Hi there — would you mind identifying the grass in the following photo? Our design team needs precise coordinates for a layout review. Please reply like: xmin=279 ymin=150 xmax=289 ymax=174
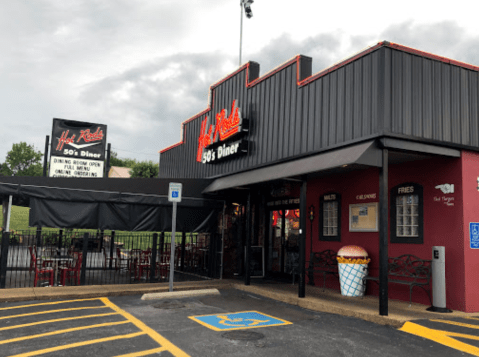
xmin=0 ymin=205 xmax=193 ymax=246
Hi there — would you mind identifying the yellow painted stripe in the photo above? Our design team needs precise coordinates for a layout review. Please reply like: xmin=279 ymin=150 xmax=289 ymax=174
xmin=8 ymin=332 xmax=145 ymax=357
xmin=0 ymin=312 xmax=120 ymax=332
xmin=101 ymin=298 xmax=190 ymax=357
xmin=188 ymin=316 xmax=223 ymax=331
xmin=430 ymin=319 xmax=479 ymax=330
xmin=400 ymin=322 xmax=479 ymax=356
xmin=0 ymin=298 xmax=102 ymax=311
xmin=0 ymin=320 xmax=129 ymax=345
xmin=0 ymin=306 xmax=107 ymax=320
xmin=114 ymin=347 xmax=167 ymax=357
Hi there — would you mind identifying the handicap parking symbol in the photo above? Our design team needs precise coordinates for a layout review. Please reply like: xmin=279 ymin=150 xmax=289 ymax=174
xmin=189 ymin=311 xmax=292 ymax=331
xmin=471 ymin=223 xmax=479 ymax=249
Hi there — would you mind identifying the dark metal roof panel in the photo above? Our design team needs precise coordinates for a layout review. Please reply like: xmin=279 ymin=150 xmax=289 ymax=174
xmin=160 ymin=45 xmax=479 ymax=180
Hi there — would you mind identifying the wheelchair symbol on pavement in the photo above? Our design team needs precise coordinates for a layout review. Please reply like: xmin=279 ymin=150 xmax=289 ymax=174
xmin=189 ymin=311 xmax=292 ymax=331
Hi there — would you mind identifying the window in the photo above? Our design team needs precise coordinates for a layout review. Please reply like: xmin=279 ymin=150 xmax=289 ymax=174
xmin=390 ymin=183 xmax=423 ymax=244
xmin=319 ymin=193 xmax=341 ymax=241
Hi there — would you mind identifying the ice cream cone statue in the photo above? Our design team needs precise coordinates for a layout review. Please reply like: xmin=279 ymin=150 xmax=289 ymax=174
xmin=337 ymin=245 xmax=370 ymax=297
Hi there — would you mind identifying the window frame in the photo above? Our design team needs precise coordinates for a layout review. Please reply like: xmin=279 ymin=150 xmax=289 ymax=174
xmin=390 ymin=182 xmax=424 ymax=244
xmin=319 ymin=192 xmax=341 ymax=242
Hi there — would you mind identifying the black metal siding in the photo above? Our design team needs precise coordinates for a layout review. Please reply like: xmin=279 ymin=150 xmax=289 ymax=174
xmin=386 ymin=47 xmax=479 ymax=147
xmin=160 ymin=46 xmax=479 ymax=179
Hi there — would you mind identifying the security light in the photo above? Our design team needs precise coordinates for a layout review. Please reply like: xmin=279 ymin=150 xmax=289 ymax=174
xmin=239 ymin=0 xmax=255 ymax=66
xmin=244 ymin=0 xmax=254 ymax=18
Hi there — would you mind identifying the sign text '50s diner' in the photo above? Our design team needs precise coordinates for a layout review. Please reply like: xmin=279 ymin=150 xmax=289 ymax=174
xmin=197 ymin=100 xmax=248 ymax=164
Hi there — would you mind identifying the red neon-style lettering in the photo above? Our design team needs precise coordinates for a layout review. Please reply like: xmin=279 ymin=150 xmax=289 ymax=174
xmin=77 ymin=127 xmax=103 ymax=143
xmin=196 ymin=100 xmax=243 ymax=162
xmin=56 ymin=130 xmax=76 ymax=151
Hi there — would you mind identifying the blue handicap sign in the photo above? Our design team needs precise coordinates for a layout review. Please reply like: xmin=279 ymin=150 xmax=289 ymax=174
xmin=471 ymin=223 xmax=479 ymax=249
xmin=189 ymin=311 xmax=292 ymax=331
xmin=171 ymin=191 xmax=179 ymax=198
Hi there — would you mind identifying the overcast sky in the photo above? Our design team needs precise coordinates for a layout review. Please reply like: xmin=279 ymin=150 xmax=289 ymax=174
xmin=2 ymin=0 xmax=479 ymax=164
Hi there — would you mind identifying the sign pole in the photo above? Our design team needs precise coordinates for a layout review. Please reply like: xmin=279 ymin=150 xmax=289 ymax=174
xmin=169 ymin=201 xmax=177 ymax=292
xmin=168 ymin=182 xmax=182 ymax=292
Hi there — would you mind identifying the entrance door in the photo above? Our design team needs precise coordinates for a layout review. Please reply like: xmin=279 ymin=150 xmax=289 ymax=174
xmin=268 ymin=209 xmax=300 ymax=277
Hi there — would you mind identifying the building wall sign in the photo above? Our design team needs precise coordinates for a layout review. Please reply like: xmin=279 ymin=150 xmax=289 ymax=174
xmin=349 ymin=202 xmax=379 ymax=232
xmin=355 ymin=193 xmax=376 ymax=200
xmin=197 ymin=100 xmax=248 ymax=164
xmin=470 ymin=223 xmax=479 ymax=249
xmin=49 ymin=118 xmax=107 ymax=178
xmin=435 ymin=183 xmax=454 ymax=194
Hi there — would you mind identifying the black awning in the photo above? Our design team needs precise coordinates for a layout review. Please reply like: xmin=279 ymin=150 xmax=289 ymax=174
xmin=203 ymin=140 xmax=382 ymax=193
xmin=0 ymin=177 xmax=223 ymax=232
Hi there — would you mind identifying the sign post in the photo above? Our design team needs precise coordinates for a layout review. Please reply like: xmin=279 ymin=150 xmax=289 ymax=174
xmin=168 ymin=183 xmax=182 ymax=292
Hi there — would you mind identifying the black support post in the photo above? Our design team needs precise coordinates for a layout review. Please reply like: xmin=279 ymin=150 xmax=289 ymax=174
xmin=105 ymin=143 xmax=111 ymax=177
xmin=0 ymin=232 xmax=10 ymax=289
xmin=109 ymin=231 xmax=115 ymax=269
xmin=43 ymin=135 xmax=49 ymax=177
xmin=299 ymin=179 xmax=307 ymax=298
xmin=379 ymin=148 xmax=389 ymax=315
xmin=150 ymin=233 xmax=158 ymax=283
xmin=80 ymin=233 xmax=89 ymax=285
xmin=244 ymin=191 xmax=252 ymax=286
xmin=180 ymin=232 xmax=186 ymax=272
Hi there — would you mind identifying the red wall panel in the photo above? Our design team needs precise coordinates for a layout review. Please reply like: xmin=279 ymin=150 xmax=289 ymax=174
xmin=462 ymin=151 xmax=479 ymax=312
xmin=306 ymin=155 xmax=467 ymax=310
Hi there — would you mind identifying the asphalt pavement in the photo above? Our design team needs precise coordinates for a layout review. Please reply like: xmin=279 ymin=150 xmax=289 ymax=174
xmin=0 ymin=289 xmax=473 ymax=357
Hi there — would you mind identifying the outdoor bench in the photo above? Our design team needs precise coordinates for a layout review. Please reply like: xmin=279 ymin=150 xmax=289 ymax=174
xmin=363 ymin=254 xmax=432 ymax=305
xmin=307 ymin=249 xmax=338 ymax=289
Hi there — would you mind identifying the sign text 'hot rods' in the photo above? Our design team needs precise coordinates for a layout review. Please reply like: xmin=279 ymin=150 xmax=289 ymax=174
xmin=197 ymin=100 xmax=248 ymax=164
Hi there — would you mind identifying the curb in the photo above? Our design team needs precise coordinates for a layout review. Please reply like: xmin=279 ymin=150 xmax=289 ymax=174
xmin=141 ymin=288 xmax=221 ymax=300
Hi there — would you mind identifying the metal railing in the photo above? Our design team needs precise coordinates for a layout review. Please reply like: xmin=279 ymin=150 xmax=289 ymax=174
xmin=0 ymin=229 xmax=221 ymax=289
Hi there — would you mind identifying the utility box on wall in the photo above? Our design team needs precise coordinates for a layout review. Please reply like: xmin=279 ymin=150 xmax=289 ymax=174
xmin=427 ymin=246 xmax=452 ymax=313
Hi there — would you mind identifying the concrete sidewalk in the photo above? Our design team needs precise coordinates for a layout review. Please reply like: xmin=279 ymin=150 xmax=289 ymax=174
xmin=1 ymin=279 xmax=476 ymax=328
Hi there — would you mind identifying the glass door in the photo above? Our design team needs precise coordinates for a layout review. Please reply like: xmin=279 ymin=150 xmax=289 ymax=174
xmin=268 ymin=209 xmax=300 ymax=276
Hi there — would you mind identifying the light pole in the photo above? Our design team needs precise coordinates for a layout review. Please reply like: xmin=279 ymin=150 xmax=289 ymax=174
xmin=239 ymin=0 xmax=254 ymax=67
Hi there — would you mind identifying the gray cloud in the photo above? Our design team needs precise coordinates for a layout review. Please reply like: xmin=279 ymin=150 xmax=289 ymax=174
xmin=78 ymin=52 xmax=233 ymax=160
xmin=2 ymin=1 xmax=479 ymax=166
xmin=378 ymin=20 xmax=479 ymax=65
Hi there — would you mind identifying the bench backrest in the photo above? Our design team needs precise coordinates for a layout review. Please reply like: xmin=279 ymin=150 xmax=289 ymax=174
xmin=388 ymin=254 xmax=431 ymax=283
xmin=308 ymin=250 xmax=338 ymax=271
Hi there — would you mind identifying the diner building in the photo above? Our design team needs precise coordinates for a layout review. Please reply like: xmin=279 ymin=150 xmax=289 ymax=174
xmin=159 ymin=41 xmax=479 ymax=313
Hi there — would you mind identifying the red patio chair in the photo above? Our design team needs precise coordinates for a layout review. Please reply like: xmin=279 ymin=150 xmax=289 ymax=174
xmin=31 ymin=253 xmax=54 ymax=287
xmin=116 ymin=247 xmax=130 ymax=271
xmin=137 ymin=250 xmax=152 ymax=280
xmin=59 ymin=252 xmax=82 ymax=286
xmin=129 ymin=249 xmax=142 ymax=278
xmin=39 ymin=246 xmax=55 ymax=268
xmin=156 ymin=251 xmax=172 ymax=279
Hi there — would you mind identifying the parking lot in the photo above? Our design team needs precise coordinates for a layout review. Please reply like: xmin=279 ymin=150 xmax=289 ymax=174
xmin=0 ymin=289 xmax=472 ymax=357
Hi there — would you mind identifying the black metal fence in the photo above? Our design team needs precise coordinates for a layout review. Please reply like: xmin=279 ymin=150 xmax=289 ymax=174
xmin=0 ymin=229 xmax=222 ymax=289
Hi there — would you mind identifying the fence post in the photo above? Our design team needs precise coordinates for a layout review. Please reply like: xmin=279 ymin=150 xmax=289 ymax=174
xmin=109 ymin=231 xmax=115 ymax=270
xmin=0 ymin=231 xmax=10 ymax=288
xmin=58 ymin=229 xmax=63 ymax=252
xmin=150 ymin=233 xmax=158 ymax=283
xmin=80 ymin=233 xmax=89 ymax=285
xmin=180 ymin=232 xmax=186 ymax=272
xmin=159 ymin=232 xmax=165 ymax=256
xmin=36 ymin=227 xmax=42 ymax=248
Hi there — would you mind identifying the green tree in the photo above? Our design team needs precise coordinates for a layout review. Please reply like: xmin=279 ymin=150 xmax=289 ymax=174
xmin=1 ymin=142 xmax=43 ymax=176
xmin=130 ymin=161 xmax=159 ymax=178
xmin=109 ymin=151 xmax=137 ymax=168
